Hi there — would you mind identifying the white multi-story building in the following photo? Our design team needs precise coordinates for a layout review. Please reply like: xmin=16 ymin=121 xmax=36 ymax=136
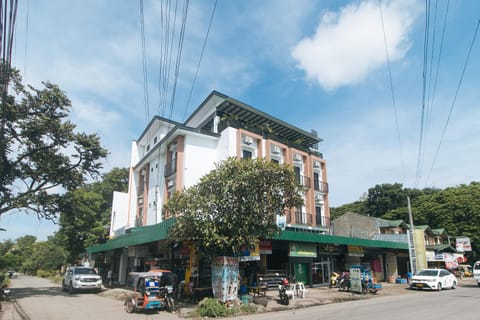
xmin=91 ymin=91 xmax=334 ymax=286
xmin=110 ymin=91 xmax=329 ymax=238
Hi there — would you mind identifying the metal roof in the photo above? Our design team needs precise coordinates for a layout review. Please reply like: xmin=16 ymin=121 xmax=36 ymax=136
xmin=87 ymin=219 xmax=175 ymax=254
xmin=87 ymin=220 xmax=408 ymax=254
xmin=217 ymin=96 xmax=322 ymax=148
xmin=275 ymin=230 xmax=408 ymax=250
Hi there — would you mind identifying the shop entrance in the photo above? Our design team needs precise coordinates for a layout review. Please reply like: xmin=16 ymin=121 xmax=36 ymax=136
xmin=312 ymin=257 xmax=332 ymax=286
xmin=293 ymin=263 xmax=309 ymax=284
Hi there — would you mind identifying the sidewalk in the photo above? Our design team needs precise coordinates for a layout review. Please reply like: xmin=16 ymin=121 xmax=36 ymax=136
xmin=98 ymin=281 xmax=415 ymax=316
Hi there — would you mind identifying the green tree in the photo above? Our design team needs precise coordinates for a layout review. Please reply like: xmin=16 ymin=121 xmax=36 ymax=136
xmin=0 ymin=66 xmax=108 ymax=220
xmin=57 ymin=168 xmax=128 ymax=262
xmin=21 ymin=238 xmax=67 ymax=275
xmin=165 ymin=157 xmax=303 ymax=259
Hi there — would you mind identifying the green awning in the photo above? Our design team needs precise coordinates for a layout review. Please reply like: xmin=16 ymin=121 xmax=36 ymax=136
xmin=87 ymin=218 xmax=175 ymax=254
xmin=88 ymin=219 xmax=408 ymax=254
xmin=275 ymin=230 xmax=408 ymax=250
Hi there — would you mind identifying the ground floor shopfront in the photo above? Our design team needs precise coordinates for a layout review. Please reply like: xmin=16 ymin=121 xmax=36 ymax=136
xmin=87 ymin=222 xmax=410 ymax=288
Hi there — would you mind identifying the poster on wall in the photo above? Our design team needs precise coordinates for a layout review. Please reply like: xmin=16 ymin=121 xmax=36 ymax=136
xmin=349 ymin=267 xmax=362 ymax=293
xmin=211 ymin=256 xmax=239 ymax=303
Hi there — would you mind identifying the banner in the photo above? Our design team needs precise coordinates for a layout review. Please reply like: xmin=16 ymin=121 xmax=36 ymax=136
xmin=456 ymin=237 xmax=472 ymax=252
xmin=211 ymin=256 xmax=239 ymax=303
xmin=289 ymin=242 xmax=317 ymax=257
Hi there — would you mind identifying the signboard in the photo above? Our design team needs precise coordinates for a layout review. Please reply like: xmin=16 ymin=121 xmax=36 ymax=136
xmin=456 ymin=237 xmax=472 ymax=252
xmin=349 ymin=267 xmax=362 ymax=293
xmin=348 ymin=245 xmax=364 ymax=257
xmin=211 ymin=256 xmax=239 ymax=303
xmin=289 ymin=242 xmax=317 ymax=257
xmin=259 ymin=241 xmax=272 ymax=254
xmin=276 ymin=214 xmax=286 ymax=230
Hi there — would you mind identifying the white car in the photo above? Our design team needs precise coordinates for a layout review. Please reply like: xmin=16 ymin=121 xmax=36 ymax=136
xmin=410 ymin=268 xmax=457 ymax=291
xmin=62 ymin=266 xmax=102 ymax=294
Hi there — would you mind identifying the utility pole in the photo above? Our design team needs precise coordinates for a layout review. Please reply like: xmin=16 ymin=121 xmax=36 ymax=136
xmin=407 ymin=196 xmax=417 ymax=275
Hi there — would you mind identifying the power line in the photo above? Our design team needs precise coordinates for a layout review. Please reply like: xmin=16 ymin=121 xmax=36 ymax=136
xmin=378 ymin=0 xmax=406 ymax=181
xmin=167 ymin=0 xmax=189 ymax=121
xmin=0 ymin=0 xmax=19 ymax=93
xmin=139 ymin=0 xmax=150 ymax=125
xmin=425 ymin=17 xmax=480 ymax=184
xmin=183 ymin=0 xmax=217 ymax=121
xmin=415 ymin=0 xmax=431 ymax=187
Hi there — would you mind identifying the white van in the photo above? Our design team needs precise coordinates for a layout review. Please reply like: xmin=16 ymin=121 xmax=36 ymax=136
xmin=474 ymin=261 xmax=480 ymax=287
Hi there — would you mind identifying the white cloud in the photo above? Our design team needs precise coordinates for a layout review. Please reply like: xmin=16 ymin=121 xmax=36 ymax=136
xmin=291 ymin=0 xmax=421 ymax=91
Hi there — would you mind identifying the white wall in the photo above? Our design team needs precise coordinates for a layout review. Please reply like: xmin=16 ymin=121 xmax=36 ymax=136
xmin=183 ymin=134 xmax=218 ymax=188
xmin=110 ymin=191 xmax=129 ymax=237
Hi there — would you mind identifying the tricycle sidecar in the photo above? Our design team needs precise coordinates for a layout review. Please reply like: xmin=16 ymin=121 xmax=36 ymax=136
xmin=124 ymin=269 xmax=175 ymax=313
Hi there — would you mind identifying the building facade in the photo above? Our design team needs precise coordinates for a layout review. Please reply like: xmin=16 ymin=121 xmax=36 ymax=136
xmin=89 ymin=91 xmax=411 ymax=288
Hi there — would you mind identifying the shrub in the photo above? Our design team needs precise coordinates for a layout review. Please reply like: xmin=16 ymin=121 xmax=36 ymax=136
xmin=36 ymin=269 xmax=55 ymax=278
xmin=196 ymin=298 xmax=257 ymax=317
xmin=198 ymin=298 xmax=229 ymax=317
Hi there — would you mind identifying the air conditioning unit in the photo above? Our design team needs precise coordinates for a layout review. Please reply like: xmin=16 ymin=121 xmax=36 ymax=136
xmin=167 ymin=180 xmax=175 ymax=188
xmin=313 ymin=160 xmax=320 ymax=168
xmin=293 ymin=154 xmax=302 ymax=162
xmin=315 ymin=193 xmax=323 ymax=202
xmin=271 ymin=145 xmax=281 ymax=154
xmin=243 ymin=136 xmax=253 ymax=145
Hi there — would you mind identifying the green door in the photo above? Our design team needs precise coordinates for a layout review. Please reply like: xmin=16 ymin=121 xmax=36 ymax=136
xmin=294 ymin=263 xmax=309 ymax=284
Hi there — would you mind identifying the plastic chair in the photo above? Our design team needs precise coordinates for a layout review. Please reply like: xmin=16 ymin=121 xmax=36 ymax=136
xmin=296 ymin=282 xmax=307 ymax=299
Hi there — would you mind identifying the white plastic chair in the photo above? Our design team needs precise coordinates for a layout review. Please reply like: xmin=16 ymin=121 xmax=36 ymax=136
xmin=296 ymin=282 xmax=307 ymax=299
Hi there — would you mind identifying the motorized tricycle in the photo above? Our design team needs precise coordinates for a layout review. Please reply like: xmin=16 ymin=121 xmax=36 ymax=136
xmin=124 ymin=269 xmax=175 ymax=313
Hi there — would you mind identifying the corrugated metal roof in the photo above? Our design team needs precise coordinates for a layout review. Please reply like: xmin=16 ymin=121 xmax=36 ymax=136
xmin=87 ymin=219 xmax=175 ymax=254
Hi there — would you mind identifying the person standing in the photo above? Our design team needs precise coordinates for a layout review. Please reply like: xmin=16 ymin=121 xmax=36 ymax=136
xmin=107 ymin=269 xmax=113 ymax=287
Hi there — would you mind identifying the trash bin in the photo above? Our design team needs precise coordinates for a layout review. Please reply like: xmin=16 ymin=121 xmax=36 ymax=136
xmin=241 ymin=295 xmax=249 ymax=305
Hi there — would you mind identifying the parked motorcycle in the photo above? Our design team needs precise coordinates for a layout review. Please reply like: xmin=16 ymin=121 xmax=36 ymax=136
xmin=338 ymin=272 xmax=351 ymax=291
xmin=329 ymin=272 xmax=341 ymax=288
xmin=277 ymin=276 xmax=294 ymax=305
xmin=0 ymin=285 xmax=10 ymax=301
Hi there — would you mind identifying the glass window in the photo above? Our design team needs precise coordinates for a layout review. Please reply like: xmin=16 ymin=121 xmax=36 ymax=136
xmin=242 ymin=149 xmax=252 ymax=159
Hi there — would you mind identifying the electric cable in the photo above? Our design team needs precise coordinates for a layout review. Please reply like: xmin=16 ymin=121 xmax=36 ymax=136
xmin=183 ymin=0 xmax=217 ymax=121
xmin=139 ymin=0 xmax=150 ymax=125
xmin=425 ymin=17 xmax=480 ymax=185
xmin=378 ymin=0 xmax=406 ymax=181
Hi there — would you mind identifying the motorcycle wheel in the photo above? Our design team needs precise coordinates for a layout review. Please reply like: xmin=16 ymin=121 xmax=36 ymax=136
xmin=166 ymin=296 xmax=175 ymax=312
xmin=125 ymin=299 xmax=135 ymax=313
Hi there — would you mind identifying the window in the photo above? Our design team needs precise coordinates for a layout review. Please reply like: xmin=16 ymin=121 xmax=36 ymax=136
xmin=294 ymin=166 xmax=301 ymax=184
xmin=242 ymin=149 xmax=252 ymax=159
xmin=271 ymin=158 xmax=279 ymax=164
xmin=314 ymin=172 xmax=320 ymax=190
xmin=154 ymin=136 xmax=158 ymax=144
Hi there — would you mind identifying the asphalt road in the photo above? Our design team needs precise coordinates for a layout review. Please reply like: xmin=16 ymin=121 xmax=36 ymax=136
xmin=1 ymin=274 xmax=178 ymax=320
xmin=2 ymin=275 xmax=479 ymax=320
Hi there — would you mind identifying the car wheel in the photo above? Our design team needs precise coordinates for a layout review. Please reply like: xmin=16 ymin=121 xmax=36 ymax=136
xmin=68 ymin=282 xmax=74 ymax=294
xmin=125 ymin=299 xmax=135 ymax=313
xmin=61 ymin=280 xmax=66 ymax=291
xmin=452 ymin=281 xmax=457 ymax=289
xmin=437 ymin=283 xmax=442 ymax=291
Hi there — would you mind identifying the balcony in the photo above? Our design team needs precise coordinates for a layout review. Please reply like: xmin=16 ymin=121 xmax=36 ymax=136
xmin=313 ymin=180 xmax=329 ymax=194
xmin=316 ymin=215 xmax=330 ymax=228
xmin=164 ymin=160 xmax=177 ymax=177
xmin=296 ymin=175 xmax=311 ymax=189
xmin=294 ymin=210 xmax=312 ymax=225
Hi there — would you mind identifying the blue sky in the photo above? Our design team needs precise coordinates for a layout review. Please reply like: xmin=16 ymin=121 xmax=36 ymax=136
xmin=1 ymin=0 xmax=479 ymax=241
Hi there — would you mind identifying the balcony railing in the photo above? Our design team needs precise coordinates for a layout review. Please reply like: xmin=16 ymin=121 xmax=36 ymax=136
xmin=296 ymin=175 xmax=311 ymax=189
xmin=313 ymin=180 xmax=329 ymax=194
xmin=294 ymin=210 xmax=312 ymax=225
xmin=316 ymin=215 xmax=330 ymax=228
xmin=164 ymin=160 xmax=177 ymax=177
